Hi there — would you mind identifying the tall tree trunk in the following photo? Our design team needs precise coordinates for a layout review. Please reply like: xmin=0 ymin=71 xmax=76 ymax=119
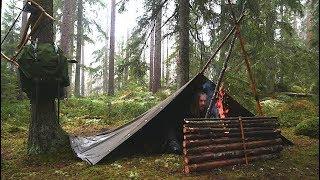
xmin=177 ymin=0 xmax=190 ymax=88
xmin=165 ymin=36 xmax=170 ymax=85
xmin=153 ymin=7 xmax=162 ymax=93
xmin=199 ymin=34 xmax=205 ymax=70
xmin=88 ymin=73 xmax=93 ymax=95
xmin=306 ymin=4 xmax=313 ymax=47
xmin=265 ymin=7 xmax=276 ymax=44
xmin=108 ymin=0 xmax=115 ymax=95
xmin=161 ymin=40 xmax=165 ymax=82
xmin=265 ymin=4 xmax=276 ymax=94
xmin=28 ymin=0 xmax=68 ymax=155
xmin=60 ymin=0 xmax=74 ymax=97
xmin=124 ymin=29 xmax=129 ymax=82
xmin=81 ymin=42 xmax=85 ymax=96
xmin=68 ymin=0 xmax=76 ymax=95
xmin=74 ymin=0 xmax=83 ymax=97
xmin=149 ymin=21 xmax=155 ymax=91
xmin=103 ymin=4 xmax=110 ymax=93
xmin=103 ymin=43 xmax=109 ymax=93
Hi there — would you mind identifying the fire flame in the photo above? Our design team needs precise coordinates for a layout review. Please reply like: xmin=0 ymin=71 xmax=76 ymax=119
xmin=215 ymin=86 xmax=229 ymax=118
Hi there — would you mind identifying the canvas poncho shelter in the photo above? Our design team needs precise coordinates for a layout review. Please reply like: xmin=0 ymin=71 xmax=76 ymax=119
xmin=70 ymin=74 xmax=291 ymax=165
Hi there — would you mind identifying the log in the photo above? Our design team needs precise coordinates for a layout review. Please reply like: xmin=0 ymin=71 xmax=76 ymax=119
xmin=282 ymin=92 xmax=315 ymax=98
xmin=184 ymin=145 xmax=283 ymax=164
xmin=183 ymin=122 xmax=279 ymax=128
xmin=184 ymin=116 xmax=277 ymax=122
xmin=183 ymin=126 xmax=275 ymax=134
xmin=183 ymin=136 xmax=276 ymax=148
xmin=183 ymin=138 xmax=282 ymax=155
xmin=184 ymin=119 xmax=278 ymax=125
xmin=184 ymin=153 xmax=279 ymax=174
xmin=184 ymin=130 xmax=281 ymax=140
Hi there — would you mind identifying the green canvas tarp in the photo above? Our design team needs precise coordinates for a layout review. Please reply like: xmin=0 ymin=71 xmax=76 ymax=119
xmin=70 ymin=73 xmax=291 ymax=165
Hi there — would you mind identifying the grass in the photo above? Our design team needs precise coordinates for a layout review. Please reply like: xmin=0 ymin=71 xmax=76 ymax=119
xmin=1 ymin=91 xmax=319 ymax=179
xmin=1 ymin=127 xmax=318 ymax=179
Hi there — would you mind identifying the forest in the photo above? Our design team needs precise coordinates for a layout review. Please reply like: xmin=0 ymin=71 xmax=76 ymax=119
xmin=1 ymin=0 xmax=319 ymax=178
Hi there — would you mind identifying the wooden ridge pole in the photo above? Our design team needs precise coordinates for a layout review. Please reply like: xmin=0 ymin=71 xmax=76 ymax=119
xmin=205 ymin=32 xmax=237 ymax=118
xmin=200 ymin=13 xmax=245 ymax=74
xmin=227 ymin=0 xmax=264 ymax=116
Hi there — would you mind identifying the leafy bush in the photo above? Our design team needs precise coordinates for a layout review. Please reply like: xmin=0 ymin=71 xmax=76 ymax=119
xmin=294 ymin=117 xmax=319 ymax=138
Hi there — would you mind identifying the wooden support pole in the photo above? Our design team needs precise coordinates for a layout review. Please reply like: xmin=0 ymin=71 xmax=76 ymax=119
xmin=27 ymin=0 xmax=55 ymax=20
xmin=205 ymin=32 xmax=237 ymax=118
xmin=227 ymin=0 xmax=264 ymax=116
xmin=14 ymin=12 xmax=44 ymax=62
xmin=1 ymin=52 xmax=20 ymax=67
xmin=239 ymin=117 xmax=248 ymax=165
xmin=200 ymin=14 xmax=245 ymax=74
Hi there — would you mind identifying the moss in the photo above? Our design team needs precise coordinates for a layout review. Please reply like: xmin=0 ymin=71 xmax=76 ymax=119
xmin=295 ymin=117 xmax=319 ymax=138
xmin=1 ymin=89 xmax=319 ymax=179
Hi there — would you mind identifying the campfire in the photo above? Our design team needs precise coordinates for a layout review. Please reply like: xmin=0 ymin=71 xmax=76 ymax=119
xmin=182 ymin=86 xmax=284 ymax=174
xmin=215 ymin=85 xmax=229 ymax=118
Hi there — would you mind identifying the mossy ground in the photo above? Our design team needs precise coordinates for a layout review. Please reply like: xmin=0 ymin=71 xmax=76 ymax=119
xmin=1 ymin=92 xmax=319 ymax=179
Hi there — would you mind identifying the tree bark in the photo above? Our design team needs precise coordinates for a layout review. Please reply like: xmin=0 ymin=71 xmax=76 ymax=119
xmin=74 ymin=0 xmax=83 ymax=97
xmin=149 ymin=21 xmax=155 ymax=92
xmin=28 ymin=0 xmax=68 ymax=155
xmin=68 ymin=0 xmax=77 ymax=95
xmin=29 ymin=97 xmax=68 ymax=154
xmin=153 ymin=7 xmax=162 ymax=93
xmin=265 ymin=6 xmax=276 ymax=44
xmin=103 ymin=42 xmax=109 ymax=93
xmin=165 ymin=36 xmax=170 ymax=85
xmin=81 ymin=42 xmax=85 ymax=96
xmin=60 ymin=0 xmax=74 ymax=97
xmin=177 ymin=0 xmax=190 ymax=88
xmin=124 ymin=29 xmax=129 ymax=82
xmin=108 ymin=0 xmax=115 ymax=95
xmin=103 ymin=4 xmax=110 ymax=93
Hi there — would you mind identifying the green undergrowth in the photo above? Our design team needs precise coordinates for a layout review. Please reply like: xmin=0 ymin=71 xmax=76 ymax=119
xmin=60 ymin=88 xmax=170 ymax=135
xmin=1 ymin=127 xmax=318 ymax=179
xmin=1 ymin=89 xmax=319 ymax=178
xmin=261 ymin=94 xmax=319 ymax=138
xmin=295 ymin=117 xmax=319 ymax=138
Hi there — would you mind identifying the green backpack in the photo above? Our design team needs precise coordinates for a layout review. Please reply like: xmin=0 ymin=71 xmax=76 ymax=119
xmin=17 ymin=43 xmax=70 ymax=99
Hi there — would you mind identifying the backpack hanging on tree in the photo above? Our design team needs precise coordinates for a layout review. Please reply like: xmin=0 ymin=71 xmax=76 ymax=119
xmin=17 ymin=42 xmax=70 ymax=99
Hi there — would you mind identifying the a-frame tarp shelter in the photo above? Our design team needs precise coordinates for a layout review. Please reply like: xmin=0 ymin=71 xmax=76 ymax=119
xmin=70 ymin=73 xmax=271 ymax=165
